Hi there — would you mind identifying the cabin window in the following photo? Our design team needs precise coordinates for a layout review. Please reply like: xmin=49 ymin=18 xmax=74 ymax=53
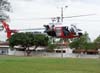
xmin=55 ymin=28 xmax=61 ymax=36
xmin=55 ymin=50 xmax=66 ymax=53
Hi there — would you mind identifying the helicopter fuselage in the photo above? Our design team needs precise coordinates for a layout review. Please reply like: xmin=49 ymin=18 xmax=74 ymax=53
xmin=44 ymin=24 xmax=82 ymax=39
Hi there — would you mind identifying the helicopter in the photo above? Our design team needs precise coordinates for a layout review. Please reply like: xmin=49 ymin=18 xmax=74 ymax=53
xmin=0 ymin=13 xmax=95 ymax=39
xmin=0 ymin=20 xmax=81 ymax=39
xmin=43 ymin=17 xmax=83 ymax=39
xmin=42 ymin=10 xmax=95 ymax=39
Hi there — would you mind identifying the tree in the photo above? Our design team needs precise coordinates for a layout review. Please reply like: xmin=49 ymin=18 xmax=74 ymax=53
xmin=94 ymin=35 xmax=100 ymax=49
xmin=9 ymin=32 xmax=49 ymax=56
xmin=69 ymin=32 xmax=91 ymax=49
xmin=0 ymin=0 xmax=11 ymax=21
xmin=47 ymin=43 xmax=57 ymax=52
xmin=83 ymin=42 xmax=96 ymax=50
xmin=69 ymin=32 xmax=99 ymax=56
xmin=9 ymin=32 xmax=34 ymax=56
xmin=69 ymin=32 xmax=93 ymax=57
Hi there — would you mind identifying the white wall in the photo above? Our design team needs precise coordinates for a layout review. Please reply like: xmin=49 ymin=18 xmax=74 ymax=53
xmin=8 ymin=49 xmax=25 ymax=56
xmin=8 ymin=48 xmax=16 ymax=55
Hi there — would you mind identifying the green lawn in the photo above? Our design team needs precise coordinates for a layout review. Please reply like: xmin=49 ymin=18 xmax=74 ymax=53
xmin=0 ymin=56 xmax=100 ymax=73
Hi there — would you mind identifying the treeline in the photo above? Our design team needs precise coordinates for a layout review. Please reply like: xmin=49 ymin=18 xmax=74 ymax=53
xmin=69 ymin=32 xmax=100 ymax=54
xmin=8 ymin=32 xmax=100 ymax=55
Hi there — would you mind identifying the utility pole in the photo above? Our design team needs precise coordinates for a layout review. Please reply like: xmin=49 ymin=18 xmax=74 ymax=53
xmin=61 ymin=6 xmax=68 ymax=22
xmin=60 ymin=6 xmax=68 ymax=58
xmin=61 ymin=7 xmax=63 ymax=22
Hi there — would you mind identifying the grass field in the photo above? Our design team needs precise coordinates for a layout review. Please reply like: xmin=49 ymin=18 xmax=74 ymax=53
xmin=0 ymin=56 xmax=100 ymax=73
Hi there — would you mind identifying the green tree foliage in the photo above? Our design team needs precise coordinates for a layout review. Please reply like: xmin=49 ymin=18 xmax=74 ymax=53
xmin=9 ymin=33 xmax=33 ymax=48
xmin=69 ymin=32 xmax=91 ymax=50
xmin=33 ymin=34 xmax=49 ymax=49
xmin=94 ymin=35 xmax=100 ymax=49
xmin=47 ymin=43 xmax=57 ymax=52
xmin=42 ymin=36 xmax=57 ymax=52
xmin=83 ymin=42 xmax=96 ymax=50
xmin=9 ymin=32 xmax=49 ymax=56
xmin=94 ymin=35 xmax=100 ymax=42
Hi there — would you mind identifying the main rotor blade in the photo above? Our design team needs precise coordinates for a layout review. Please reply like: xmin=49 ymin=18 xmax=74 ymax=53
xmin=63 ymin=14 xmax=96 ymax=18
xmin=11 ymin=14 xmax=96 ymax=21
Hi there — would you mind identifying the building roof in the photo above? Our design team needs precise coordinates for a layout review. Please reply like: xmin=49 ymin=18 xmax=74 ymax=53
xmin=0 ymin=42 xmax=9 ymax=48
xmin=0 ymin=42 xmax=9 ymax=45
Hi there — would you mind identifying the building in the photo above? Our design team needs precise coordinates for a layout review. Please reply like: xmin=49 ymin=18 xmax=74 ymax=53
xmin=0 ymin=42 xmax=9 ymax=55
xmin=54 ymin=42 xmax=73 ymax=54
xmin=0 ymin=42 xmax=25 ymax=56
xmin=0 ymin=42 xmax=46 ymax=56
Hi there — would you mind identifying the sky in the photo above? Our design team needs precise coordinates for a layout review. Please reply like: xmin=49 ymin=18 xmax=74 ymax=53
xmin=0 ymin=0 xmax=100 ymax=41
